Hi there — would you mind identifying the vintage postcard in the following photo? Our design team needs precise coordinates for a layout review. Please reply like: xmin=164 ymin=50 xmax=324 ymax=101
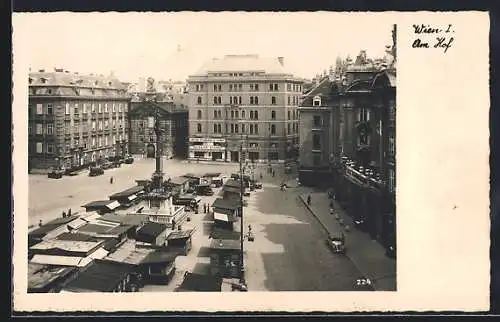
xmin=12 ymin=11 xmax=490 ymax=312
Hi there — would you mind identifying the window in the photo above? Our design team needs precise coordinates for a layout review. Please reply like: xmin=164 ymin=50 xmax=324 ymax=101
xmin=238 ymin=96 xmax=242 ymax=104
xmin=359 ymin=108 xmax=370 ymax=122
xmin=213 ymin=96 xmax=217 ymax=104
xmin=313 ymin=154 xmax=321 ymax=166
xmin=254 ymin=111 xmax=259 ymax=120
xmin=74 ymin=103 xmax=79 ymax=114
xmin=92 ymin=121 xmax=96 ymax=130
xmin=235 ymin=124 xmax=239 ymax=133
xmin=36 ymin=123 xmax=43 ymax=135
xmin=104 ymin=103 xmax=108 ymax=113
xmin=197 ymin=96 xmax=202 ymax=105
xmin=231 ymin=124 xmax=234 ymax=133
xmin=249 ymin=124 xmax=254 ymax=134
xmin=388 ymin=169 xmax=395 ymax=193
xmin=271 ymin=110 xmax=276 ymax=120
xmin=250 ymin=97 xmax=254 ymax=105
xmin=231 ymin=110 xmax=234 ymax=118
xmin=229 ymin=84 xmax=233 ymax=91
xmin=47 ymin=104 xmax=53 ymax=115
xmin=250 ymin=111 xmax=254 ymax=119
xmin=287 ymin=84 xmax=291 ymax=91
xmin=271 ymin=96 xmax=276 ymax=105
xmin=197 ymin=123 xmax=202 ymax=133
xmin=287 ymin=123 xmax=291 ymax=134
xmin=225 ymin=124 xmax=228 ymax=133
xmin=287 ymin=96 xmax=291 ymax=105
xmin=36 ymin=104 xmax=44 ymax=115
xmin=118 ymin=103 xmax=122 ymax=112
xmin=91 ymin=103 xmax=96 ymax=113
xmin=47 ymin=143 xmax=54 ymax=154
xmin=64 ymin=103 xmax=70 ymax=115
xmin=269 ymin=84 xmax=273 ymax=91
xmin=313 ymin=115 xmax=322 ymax=127
xmin=36 ymin=142 xmax=43 ymax=153
xmin=235 ymin=110 xmax=239 ymax=118
xmin=82 ymin=103 xmax=87 ymax=114
xmin=218 ymin=124 xmax=221 ymax=133
xmin=255 ymin=96 xmax=259 ymax=105
xmin=241 ymin=124 xmax=245 ymax=133
xmin=197 ymin=110 xmax=202 ymax=119
xmin=28 ymin=123 xmax=33 ymax=134
xmin=313 ymin=96 xmax=321 ymax=106
xmin=213 ymin=110 xmax=217 ymax=118
xmin=98 ymin=103 xmax=102 ymax=113
xmin=254 ymin=124 xmax=259 ymax=134
xmin=312 ymin=134 xmax=321 ymax=150
xmin=271 ymin=124 xmax=276 ymax=135
xmin=218 ymin=110 xmax=222 ymax=118
xmin=242 ymin=110 xmax=245 ymax=118
xmin=388 ymin=134 xmax=395 ymax=156
xmin=287 ymin=111 xmax=291 ymax=120
xmin=274 ymin=84 xmax=278 ymax=91
xmin=47 ymin=123 xmax=54 ymax=135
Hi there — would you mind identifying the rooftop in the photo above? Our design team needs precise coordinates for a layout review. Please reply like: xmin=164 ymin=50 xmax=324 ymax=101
xmin=136 ymin=222 xmax=168 ymax=240
xmin=109 ymin=186 xmax=145 ymax=199
xmin=30 ymin=239 xmax=105 ymax=253
xmin=212 ymin=198 xmax=241 ymax=211
xmin=104 ymin=239 xmax=153 ymax=265
xmin=168 ymin=176 xmax=191 ymax=185
xmin=29 ymin=215 xmax=80 ymax=237
xmin=62 ymin=259 xmax=135 ymax=292
xmin=29 ymin=70 xmax=126 ymax=90
xmin=82 ymin=200 xmax=121 ymax=211
xmin=191 ymin=55 xmax=290 ymax=77
xmin=177 ymin=272 xmax=222 ymax=292
xmin=98 ymin=214 xmax=149 ymax=227
xmin=28 ymin=263 xmax=76 ymax=292
xmin=209 ymin=238 xmax=241 ymax=251
xmin=56 ymin=232 xmax=97 ymax=242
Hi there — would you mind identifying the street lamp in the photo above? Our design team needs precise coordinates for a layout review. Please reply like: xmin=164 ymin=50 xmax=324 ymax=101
xmin=237 ymin=121 xmax=247 ymax=287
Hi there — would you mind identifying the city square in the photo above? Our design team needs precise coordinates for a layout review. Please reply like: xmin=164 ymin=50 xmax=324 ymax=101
xmin=22 ymin=13 xmax=397 ymax=294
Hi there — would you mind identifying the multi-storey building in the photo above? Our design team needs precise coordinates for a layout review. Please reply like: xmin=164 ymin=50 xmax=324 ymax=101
xmin=28 ymin=69 xmax=130 ymax=171
xmin=187 ymin=55 xmax=304 ymax=163
xmin=128 ymin=93 xmax=189 ymax=159
xmin=298 ymin=26 xmax=397 ymax=252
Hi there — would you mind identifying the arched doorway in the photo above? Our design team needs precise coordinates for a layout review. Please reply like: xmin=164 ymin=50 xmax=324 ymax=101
xmin=146 ymin=144 xmax=156 ymax=158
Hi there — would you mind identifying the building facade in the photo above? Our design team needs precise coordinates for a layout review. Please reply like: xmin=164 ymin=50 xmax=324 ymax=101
xmin=298 ymin=28 xmax=396 ymax=252
xmin=28 ymin=69 xmax=130 ymax=171
xmin=128 ymin=94 xmax=189 ymax=159
xmin=187 ymin=55 xmax=303 ymax=163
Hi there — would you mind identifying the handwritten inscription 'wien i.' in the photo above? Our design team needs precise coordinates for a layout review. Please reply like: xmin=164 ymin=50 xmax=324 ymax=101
xmin=413 ymin=24 xmax=442 ymax=34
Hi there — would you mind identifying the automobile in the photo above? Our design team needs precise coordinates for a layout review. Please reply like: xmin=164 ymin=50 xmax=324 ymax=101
xmin=196 ymin=184 xmax=214 ymax=196
xmin=101 ymin=161 xmax=113 ymax=170
xmin=243 ymin=188 xmax=251 ymax=197
xmin=124 ymin=155 xmax=134 ymax=164
xmin=47 ymin=168 xmax=64 ymax=179
xmin=112 ymin=160 xmax=122 ymax=168
xmin=325 ymin=233 xmax=346 ymax=254
xmin=253 ymin=182 xmax=262 ymax=189
xmin=89 ymin=166 xmax=104 ymax=177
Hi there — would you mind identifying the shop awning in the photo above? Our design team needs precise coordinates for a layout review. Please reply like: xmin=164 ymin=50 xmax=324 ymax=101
xmin=167 ymin=229 xmax=195 ymax=241
xmin=127 ymin=194 xmax=137 ymax=201
xmin=106 ymin=200 xmax=121 ymax=210
xmin=214 ymin=212 xmax=230 ymax=222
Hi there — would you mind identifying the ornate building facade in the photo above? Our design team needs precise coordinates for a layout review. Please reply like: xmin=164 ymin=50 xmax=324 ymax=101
xmin=187 ymin=55 xmax=303 ymax=163
xmin=28 ymin=69 xmax=129 ymax=171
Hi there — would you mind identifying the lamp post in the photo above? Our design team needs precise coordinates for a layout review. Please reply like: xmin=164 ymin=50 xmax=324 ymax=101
xmin=239 ymin=141 xmax=245 ymax=285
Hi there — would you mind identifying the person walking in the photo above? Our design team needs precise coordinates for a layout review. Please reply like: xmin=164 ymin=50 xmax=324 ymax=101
xmin=110 ymin=176 xmax=114 ymax=184
xmin=67 ymin=208 xmax=72 ymax=217
xmin=38 ymin=220 xmax=43 ymax=227
xmin=62 ymin=210 xmax=66 ymax=218
xmin=307 ymin=195 xmax=311 ymax=206
xmin=203 ymin=203 xmax=207 ymax=214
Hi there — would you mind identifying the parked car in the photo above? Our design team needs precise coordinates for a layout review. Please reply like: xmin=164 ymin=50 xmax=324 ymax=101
xmin=101 ymin=161 xmax=113 ymax=170
xmin=325 ymin=233 xmax=345 ymax=254
xmin=196 ymin=184 xmax=214 ymax=196
xmin=253 ymin=182 xmax=262 ymax=189
xmin=89 ymin=166 xmax=104 ymax=177
xmin=124 ymin=155 xmax=134 ymax=164
xmin=48 ymin=168 xmax=64 ymax=179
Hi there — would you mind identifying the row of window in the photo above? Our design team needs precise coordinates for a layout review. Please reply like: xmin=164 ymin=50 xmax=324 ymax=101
xmin=193 ymin=83 xmax=302 ymax=92
xmin=310 ymin=132 xmax=395 ymax=156
xmin=30 ymin=102 xmax=128 ymax=115
xmin=197 ymin=109 xmax=298 ymax=121
xmin=31 ymin=134 xmax=123 ymax=154
xmin=196 ymin=95 xmax=300 ymax=106
xmin=197 ymin=122 xmax=299 ymax=135
xmin=29 ymin=121 xmax=126 ymax=135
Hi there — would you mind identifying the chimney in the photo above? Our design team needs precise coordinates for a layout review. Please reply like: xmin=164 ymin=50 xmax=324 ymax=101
xmin=38 ymin=69 xmax=45 ymax=72
xmin=278 ymin=57 xmax=284 ymax=66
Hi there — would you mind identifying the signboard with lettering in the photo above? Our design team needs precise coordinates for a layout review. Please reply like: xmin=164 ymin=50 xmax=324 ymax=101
xmin=189 ymin=137 xmax=226 ymax=143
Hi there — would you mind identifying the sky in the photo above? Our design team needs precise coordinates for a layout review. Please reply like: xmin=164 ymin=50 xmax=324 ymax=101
xmin=14 ymin=12 xmax=393 ymax=83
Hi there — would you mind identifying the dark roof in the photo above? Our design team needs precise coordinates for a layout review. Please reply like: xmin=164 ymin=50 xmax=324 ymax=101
xmin=203 ymin=172 xmax=222 ymax=178
xmin=140 ymin=249 xmax=183 ymax=264
xmin=224 ymin=179 xmax=242 ymax=188
xmin=77 ymin=223 xmax=114 ymax=234
xmin=300 ymin=77 xmax=335 ymax=107
xmin=63 ymin=260 xmax=135 ymax=292
xmin=103 ymin=238 xmax=121 ymax=251
xmin=56 ymin=232 xmax=97 ymax=242
xmin=28 ymin=263 xmax=76 ymax=292
xmin=99 ymin=214 xmax=149 ymax=226
xmin=222 ymin=186 xmax=241 ymax=194
xmin=167 ymin=229 xmax=194 ymax=240
xmin=169 ymin=176 xmax=190 ymax=185
xmin=212 ymin=198 xmax=241 ymax=210
xmin=107 ymin=225 xmax=134 ymax=235
xmin=136 ymin=222 xmax=167 ymax=239
xmin=29 ymin=215 xmax=80 ymax=237
xmin=82 ymin=200 xmax=114 ymax=208
xmin=177 ymin=272 xmax=222 ymax=292
xmin=182 ymin=173 xmax=203 ymax=179
xmin=109 ymin=186 xmax=145 ymax=199
xmin=210 ymin=238 xmax=241 ymax=251
xmin=210 ymin=228 xmax=241 ymax=241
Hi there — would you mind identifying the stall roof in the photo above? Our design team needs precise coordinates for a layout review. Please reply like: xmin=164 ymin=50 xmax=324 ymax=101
xmin=224 ymin=179 xmax=242 ymax=188
xmin=30 ymin=239 xmax=104 ymax=253
xmin=212 ymin=198 xmax=241 ymax=210
xmin=167 ymin=229 xmax=194 ymax=240
xmin=177 ymin=272 xmax=222 ymax=292
xmin=222 ymin=186 xmax=241 ymax=194
xmin=79 ymin=212 xmax=102 ymax=222
xmin=62 ymin=259 xmax=135 ymax=292
xmin=182 ymin=173 xmax=203 ymax=179
xmin=106 ymin=225 xmax=133 ymax=235
xmin=209 ymin=238 xmax=241 ymax=251
xmin=203 ymin=172 xmax=222 ymax=178
xmin=82 ymin=200 xmax=120 ymax=210
xmin=136 ymin=222 xmax=168 ymax=240
xmin=109 ymin=186 xmax=145 ymax=199
xmin=56 ymin=232 xmax=97 ymax=242
xmin=99 ymin=214 xmax=149 ymax=226
xmin=29 ymin=215 xmax=80 ymax=237
xmin=210 ymin=228 xmax=241 ymax=241
xmin=77 ymin=223 xmax=118 ymax=235
xmin=30 ymin=254 xmax=88 ymax=267
xmin=28 ymin=263 xmax=76 ymax=292
xmin=214 ymin=212 xmax=235 ymax=223
xmin=169 ymin=176 xmax=191 ymax=185
xmin=104 ymin=240 xmax=153 ymax=265
xmin=140 ymin=249 xmax=184 ymax=265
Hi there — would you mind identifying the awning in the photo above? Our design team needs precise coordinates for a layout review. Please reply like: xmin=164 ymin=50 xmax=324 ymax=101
xmin=167 ymin=229 xmax=195 ymax=240
xmin=127 ymin=194 xmax=137 ymax=201
xmin=31 ymin=254 xmax=87 ymax=267
xmin=223 ymin=186 xmax=241 ymax=194
xmin=67 ymin=218 xmax=87 ymax=230
xmin=214 ymin=212 xmax=230 ymax=222
xmin=106 ymin=200 xmax=120 ymax=210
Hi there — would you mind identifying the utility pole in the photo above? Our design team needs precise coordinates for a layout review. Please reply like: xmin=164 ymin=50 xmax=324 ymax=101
xmin=239 ymin=141 xmax=245 ymax=285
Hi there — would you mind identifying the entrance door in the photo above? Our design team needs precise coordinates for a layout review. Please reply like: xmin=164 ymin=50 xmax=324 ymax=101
xmin=230 ymin=151 xmax=239 ymax=162
xmin=146 ymin=144 xmax=155 ymax=158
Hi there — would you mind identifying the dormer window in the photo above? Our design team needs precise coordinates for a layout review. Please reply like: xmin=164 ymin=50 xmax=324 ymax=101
xmin=40 ymin=78 xmax=47 ymax=84
xmin=313 ymin=95 xmax=321 ymax=106
xmin=29 ymin=77 xmax=33 ymax=84
xmin=108 ymin=81 xmax=112 ymax=87
xmin=95 ymin=81 xmax=99 ymax=86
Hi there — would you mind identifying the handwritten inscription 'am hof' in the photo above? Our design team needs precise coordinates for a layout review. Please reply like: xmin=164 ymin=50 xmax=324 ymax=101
xmin=411 ymin=24 xmax=455 ymax=53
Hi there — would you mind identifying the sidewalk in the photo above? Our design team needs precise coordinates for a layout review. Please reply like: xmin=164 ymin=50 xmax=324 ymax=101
xmin=299 ymin=192 xmax=396 ymax=291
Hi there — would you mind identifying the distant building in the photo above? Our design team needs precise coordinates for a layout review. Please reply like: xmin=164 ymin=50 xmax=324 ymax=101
xmin=128 ymin=93 xmax=189 ymax=159
xmin=28 ymin=69 xmax=130 ymax=171
xmin=187 ymin=54 xmax=303 ymax=163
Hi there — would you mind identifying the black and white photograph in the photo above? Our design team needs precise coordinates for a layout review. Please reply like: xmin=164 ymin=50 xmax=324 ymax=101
xmin=12 ymin=11 xmax=489 ymax=312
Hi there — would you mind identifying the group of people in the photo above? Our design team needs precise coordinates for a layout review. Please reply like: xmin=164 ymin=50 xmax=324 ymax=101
xmin=202 ymin=203 xmax=212 ymax=214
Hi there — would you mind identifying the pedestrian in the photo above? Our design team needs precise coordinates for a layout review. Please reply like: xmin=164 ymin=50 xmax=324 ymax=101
xmin=67 ymin=208 xmax=72 ymax=216
xmin=272 ymin=170 xmax=275 ymax=177
xmin=62 ymin=210 xmax=66 ymax=218
xmin=307 ymin=195 xmax=311 ymax=206
xmin=172 ymin=219 xmax=176 ymax=230
xmin=110 ymin=176 xmax=114 ymax=184
xmin=38 ymin=220 xmax=43 ymax=227
xmin=260 ymin=173 xmax=263 ymax=180
xmin=203 ymin=203 xmax=207 ymax=213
